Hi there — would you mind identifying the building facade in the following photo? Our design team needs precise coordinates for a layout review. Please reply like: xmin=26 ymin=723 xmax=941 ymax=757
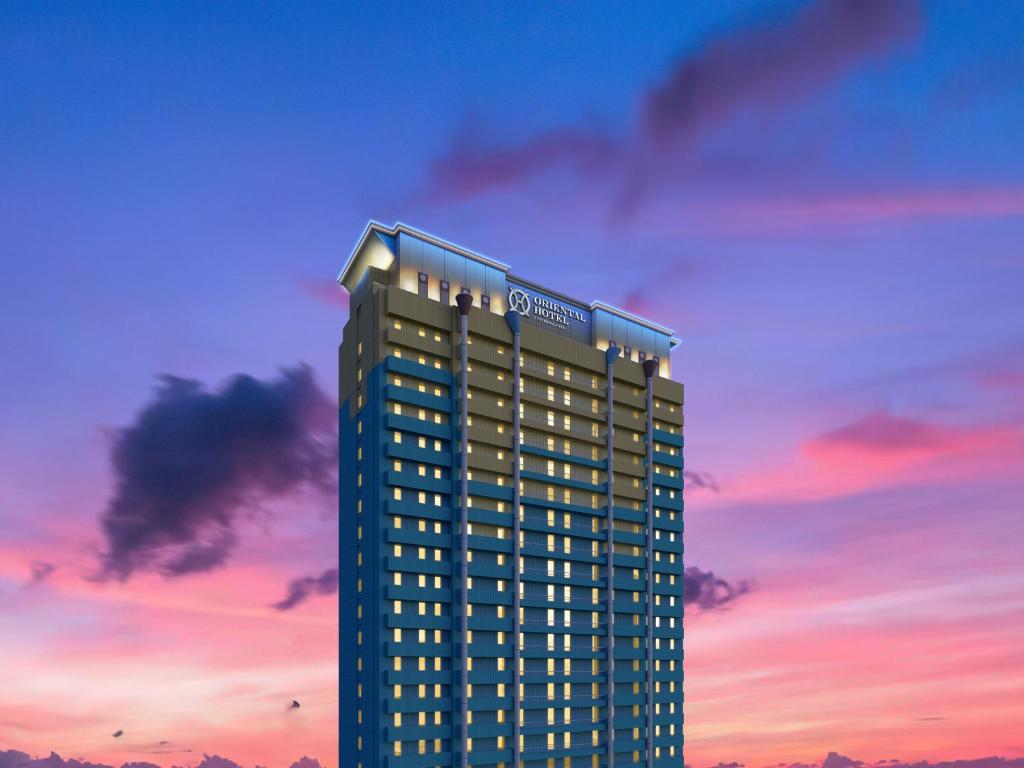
xmin=339 ymin=223 xmax=684 ymax=768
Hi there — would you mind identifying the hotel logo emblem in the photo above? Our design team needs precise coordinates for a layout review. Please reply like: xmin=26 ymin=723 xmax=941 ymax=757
xmin=508 ymin=286 xmax=531 ymax=316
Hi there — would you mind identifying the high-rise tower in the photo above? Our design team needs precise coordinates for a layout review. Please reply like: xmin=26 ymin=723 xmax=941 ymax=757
xmin=339 ymin=223 xmax=684 ymax=768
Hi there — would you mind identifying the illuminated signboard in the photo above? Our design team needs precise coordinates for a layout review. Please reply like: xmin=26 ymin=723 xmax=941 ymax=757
xmin=506 ymin=280 xmax=592 ymax=344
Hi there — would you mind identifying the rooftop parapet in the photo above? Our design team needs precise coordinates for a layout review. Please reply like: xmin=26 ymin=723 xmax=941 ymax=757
xmin=340 ymin=221 xmax=681 ymax=372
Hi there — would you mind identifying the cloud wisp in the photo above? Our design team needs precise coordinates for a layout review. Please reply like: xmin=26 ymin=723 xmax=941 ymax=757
xmin=272 ymin=567 xmax=339 ymax=611
xmin=684 ymin=470 xmax=720 ymax=493
xmin=640 ymin=0 xmax=919 ymax=152
xmin=425 ymin=0 xmax=921 ymax=210
xmin=96 ymin=366 xmax=336 ymax=581
xmin=429 ymin=123 xmax=620 ymax=204
xmin=803 ymin=408 xmax=1009 ymax=480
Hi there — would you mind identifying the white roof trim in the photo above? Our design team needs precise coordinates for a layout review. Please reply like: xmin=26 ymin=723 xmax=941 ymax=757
xmin=338 ymin=221 xmax=510 ymax=288
xmin=589 ymin=301 xmax=677 ymax=339
xmin=339 ymin=222 xmax=680 ymax=346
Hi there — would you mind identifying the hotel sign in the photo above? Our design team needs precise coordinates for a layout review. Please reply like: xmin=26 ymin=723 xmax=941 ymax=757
xmin=506 ymin=280 xmax=591 ymax=344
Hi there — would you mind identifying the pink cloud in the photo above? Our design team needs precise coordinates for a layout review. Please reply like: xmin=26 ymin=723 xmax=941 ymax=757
xmin=808 ymin=409 xmax=955 ymax=455
xmin=803 ymin=408 xmax=1008 ymax=480
xmin=653 ymin=188 xmax=1024 ymax=235
xmin=696 ymin=403 xmax=1020 ymax=508
xmin=296 ymin=279 xmax=347 ymax=311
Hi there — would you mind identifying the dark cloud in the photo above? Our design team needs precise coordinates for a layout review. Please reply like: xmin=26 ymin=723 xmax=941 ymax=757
xmin=426 ymin=0 xmax=919 ymax=205
xmin=27 ymin=561 xmax=56 ymax=585
xmin=684 ymin=471 xmax=720 ymax=493
xmin=288 ymin=760 xmax=323 ymax=768
xmin=272 ymin=568 xmax=339 ymax=611
xmin=96 ymin=366 xmax=336 ymax=581
xmin=684 ymin=566 xmax=751 ymax=612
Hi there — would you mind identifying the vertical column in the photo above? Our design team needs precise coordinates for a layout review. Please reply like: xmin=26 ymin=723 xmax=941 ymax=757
xmin=456 ymin=293 xmax=474 ymax=768
xmin=604 ymin=346 xmax=620 ymax=767
xmin=504 ymin=311 xmax=522 ymax=767
xmin=642 ymin=358 xmax=658 ymax=768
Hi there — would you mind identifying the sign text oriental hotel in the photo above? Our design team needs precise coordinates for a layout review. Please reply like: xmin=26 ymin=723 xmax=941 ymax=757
xmin=339 ymin=223 xmax=684 ymax=768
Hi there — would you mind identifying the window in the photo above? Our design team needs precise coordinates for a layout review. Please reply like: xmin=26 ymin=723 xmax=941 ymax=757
xmin=418 ymin=271 xmax=428 ymax=298
xmin=440 ymin=280 xmax=449 ymax=305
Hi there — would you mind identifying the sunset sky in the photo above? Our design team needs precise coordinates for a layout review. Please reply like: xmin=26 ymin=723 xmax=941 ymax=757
xmin=2 ymin=1 xmax=1023 ymax=767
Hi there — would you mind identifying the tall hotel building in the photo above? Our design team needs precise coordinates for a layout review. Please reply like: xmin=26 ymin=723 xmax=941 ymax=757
xmin=339 ymin=223 xmax=684 ymax=768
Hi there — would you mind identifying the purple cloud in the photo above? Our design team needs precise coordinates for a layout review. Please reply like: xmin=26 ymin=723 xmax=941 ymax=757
xmin=96 ymin=366 xmax=336 ymax=581
xmin=428 ymin=122 xmax=620 ymax=202
xmin=684 ymin=470 xmax=720 ymax=493
xmin=192 ymin=757 xmax=242 ymax=768
xmin=823 ymin=754 xmax=865 ymax=768
xmin=642 ymin=0 xmax=919 ymax=150
xmin=685 ymin=566 xmax=751 ymax=612
xmin=272 ymin=567 xmax=339 ymax=611
xmin=426 ymin=0 xmax=920 ymax=205
xmin=0 ymin=752 xmax=113 ymax=768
